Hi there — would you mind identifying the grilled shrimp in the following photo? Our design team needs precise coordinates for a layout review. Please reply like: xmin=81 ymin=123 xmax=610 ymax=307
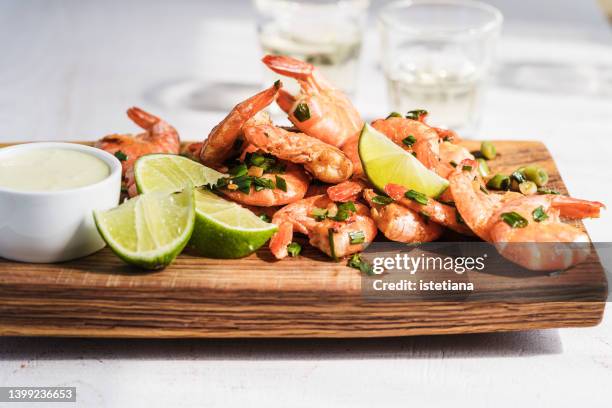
xmin=243 ymin=123 xmax=353 ymax=184
xmin=262 ymin=55 xmax=363 ymax=148
xmin=449 ymin=159 xmax=605 ymax=270
xmin=199 ymin=82 xmax=280 ymax=168
xmin=96 ymin=107 xmax=180 ymax=197
xmin=363 ymin=189 xmax=443 ymax=243
xmin=384 ymin=184 xmax=473 ymax=235
xmin=269 ymin=194 xmax=377 ymax=260
xmin=219 ymin=162 xmax=310 ymax=207
xmin=371 ymin=117 xmax=473 ymax=178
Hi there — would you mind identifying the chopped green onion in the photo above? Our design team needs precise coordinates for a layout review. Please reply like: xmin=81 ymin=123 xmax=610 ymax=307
xmin=486 ymin=174 xmax=511 ymax=190
xmin=232 ymin=175 xmax=252 ymax=194
xmin=275 ymin=175 xmax=287 ymax=192
xmin=371 ymin=195 xmax=394 ymax=205
xmin=349 ymin=230 xmax=365 ymax=245
xmin=412 ymin=152 xmax=417 ymax=157
xmin=114 ymin=151 xmax=127 ymax=161
xmin=328 ymin=228 xmax=338 ymax=261
xmin=259 ymin=214 xmax=271 ymax=223
xmin=522 ymin=166 xmax=549 ymax=187
xmin=402 ymin=135 xmax=417 ymax=147
xmin=519 ymin=181 xmax=537 ymax=196
xmin=405 ymin=109 xmax=428 ymax=120
xmin=229 ymin=163 xmax=248 ymax=177
xmin=253 ymin=177 xmax=275 ymax=190
xmin=293 ymin=103 xmax=311 ymax=122
xmin=450 ymin=161 xmax=458 ymax=168
xmin=287 ymin=242 xmax=302 ymax=257
xmin=462 ymin=165 xmax=473 ymax=171
xmin=476 ymin=158 xmax=490 ymax=177
xmin=537 ymin=187 xmax=560 ymax=195
xmin=332 ymin=201 xmax=357 ymax=221
xmin=311 ymin=207 xmax=328 ymax=221
xmin=386 ymin=112 xmax=402 ymax=119
xmin=248 ymin=153 xmax=266 ymax=167
xmin=480 ymin=185 xmax=489 ymax=195
xmin=347 ymin=253 xmax=374 ymax=275
xmin=511 ymin=170 xmax=526 ymax=184
xmin=405 ymin=189 xmax=429 ymax=205
xmin=501 ymin=211 xmax=528 ymax=228
xmin=532 ymin=206 xmax=549 ymax=222
xmin=480 ymin=141 xmax=496 ymax=160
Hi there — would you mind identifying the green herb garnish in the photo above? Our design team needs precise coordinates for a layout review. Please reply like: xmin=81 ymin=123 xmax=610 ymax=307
xmin=229 ymin=163 xmax=248 ymax=177
xmin=405 ymin=189 xmax=428 ymax=205
xmin=293 ymin=103 xmax=311 ymax=122
xmin=386 ymin=112 xmax=402 ymax=119
xmin=114 ymin=151 xmax=127 ymax=161
xmin=406 ymin=109 xmax=428 ymax=121
xmin=332 ymin=201 xmax=356 ymax=221
xmin=537 ymin=187 xmax=560 ymax=195
xmin=259 ymin=214 xmax=271 ymax=223
xmin=275 ymin=175 xmax=287 ymax=192
xmin=532 ymin=206 xmax=549 ymax=222
xmin=253 ymin=177 xmax=275 ymax=191
xmin=371 ymin=195 xmax=394 ymax=205
xmin=328 ymin=228 xmax=338 ymax=261
xmin=347 ymin=253 xmax=374 ymax=275
xmin=311 ymin=207 xmax=328 ymax=221
xmin=402 ymin=135 xmax=417 ymax=147
xmin=349 ymin=230 xmax=365 ymax=245
xmin=501 ymin=211 xmax=528 ymax=228
xmin=462 ymin=165 xmax=473 ymax=171
xmin=287 ymin=242 xmax=302 ymax=257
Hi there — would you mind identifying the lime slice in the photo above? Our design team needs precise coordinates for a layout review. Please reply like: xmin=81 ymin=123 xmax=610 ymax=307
xmin=135 ymin=154 xmax=225 ymax=194
xmin=359 ymin=123 xmax=449 ymax=197
xmin=190 ymin=189 xmax=277 ymax=259
xmin=94 ymin=189 xmax=195 ymax=269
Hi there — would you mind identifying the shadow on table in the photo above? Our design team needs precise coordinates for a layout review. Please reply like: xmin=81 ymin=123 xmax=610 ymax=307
xmin=0 ymin=330 xmax=562 ymax=361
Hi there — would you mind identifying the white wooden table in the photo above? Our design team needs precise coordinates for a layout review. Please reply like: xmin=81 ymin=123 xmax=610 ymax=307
xmin=1 ymin=1 xmax=611 ymax=406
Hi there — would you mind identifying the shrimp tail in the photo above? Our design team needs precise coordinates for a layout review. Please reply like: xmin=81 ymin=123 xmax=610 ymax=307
xmin=277 ymin=89 xmax=296 ymax=114
xmin=127 ymin=107 xmax=160 ymax=130
xmin=384 ymin=183 xmax=408 ymax=201
xmin=551 ymin=196 xmax=605 ymax=219
xmin=327 ymin=180 xmax=366 ymax=202
xmin=262 ymin=55 xmax=313 ymax=81
xmin=270 ymin=221 xmax=294 ymax=259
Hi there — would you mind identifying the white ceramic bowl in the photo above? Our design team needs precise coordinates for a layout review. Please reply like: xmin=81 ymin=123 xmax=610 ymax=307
xmin=0 ymin=142 xmax=121 ymax=263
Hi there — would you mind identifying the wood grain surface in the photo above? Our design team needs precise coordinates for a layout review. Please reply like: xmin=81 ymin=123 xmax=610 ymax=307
xmin=0 ymin=140 xmax=607 ymax=338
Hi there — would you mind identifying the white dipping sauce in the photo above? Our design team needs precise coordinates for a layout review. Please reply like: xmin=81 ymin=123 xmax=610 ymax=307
xmin=0 ymin=148 xmax=110 ymax=191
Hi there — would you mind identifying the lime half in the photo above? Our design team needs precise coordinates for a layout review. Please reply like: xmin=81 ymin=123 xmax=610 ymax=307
xmin=94 ymin=189 xmax=195 ymax=269
xmin=359 ymin=123 xmax=449 ymax=197
xmin=135 ymin=154 xmax=225 ymax=194
xmin=190 ymin=189 xmax=277 ymax=259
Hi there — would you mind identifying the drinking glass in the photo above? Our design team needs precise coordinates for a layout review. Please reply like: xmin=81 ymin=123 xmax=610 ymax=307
xmin=253 ymin=0 xmax=370 ymax=96
xmin=378 ymin=0 xmax=502 ymax=135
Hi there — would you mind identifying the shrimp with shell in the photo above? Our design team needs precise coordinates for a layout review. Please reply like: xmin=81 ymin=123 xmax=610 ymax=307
xmin=449 ymin=159 xmax=605 ymax=270
xmin=269 ymin=185 xmax=377 ymax=260
xmin=262 ymin=55 xmax=363 ymax=148
xmin=243 ymin=123 xmax=354 ymax=184
xmin=96 ymin=107 xmax=180 ymax=197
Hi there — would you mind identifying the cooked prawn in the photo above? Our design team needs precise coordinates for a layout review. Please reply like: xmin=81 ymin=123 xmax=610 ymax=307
xmin=269 ymin=194 xmax=377 ymax=259
xmin=199 ymin=82 xmax=280 ymax=168
xmin=96 ymin=107 xmax=180 ymax=197
xmin=243 ymin=124 xmax=353 ymax=184
xmin=449 ymin=159 xmax=605 ymax=270
xmin=219 ymin=162 xmax=310 ymax=207
xmin=363 ymin=189 xmax=443 ymax=243
xmin=327 ymin=179 xmax=366 ymax=202
xmin=262 ymin=55 xmax=363 ymax=148
xmin=384 ymin=183 xmax=473 ymax=235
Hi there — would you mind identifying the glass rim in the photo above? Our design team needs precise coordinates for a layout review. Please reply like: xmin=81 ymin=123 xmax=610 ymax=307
xmin=254 ymin=0 xmax=370 ymax=12
xmin=378 ymin=0 xmax=503 ymax=38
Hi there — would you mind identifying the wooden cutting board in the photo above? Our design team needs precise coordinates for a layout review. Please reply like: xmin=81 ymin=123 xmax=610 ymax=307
xmin=0 ymin=140 xmax=607 ymax=338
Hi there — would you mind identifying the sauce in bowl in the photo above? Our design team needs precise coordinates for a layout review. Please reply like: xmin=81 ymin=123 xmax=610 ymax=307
xmin=0 ymin=148 xmax=110 ymax=192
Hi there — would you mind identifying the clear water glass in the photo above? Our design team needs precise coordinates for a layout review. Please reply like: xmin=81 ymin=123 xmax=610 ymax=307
xmin=378 ymin=0 xmax=502 ymax=136
xmin=254 ymin=0 xmax=370 ymax=96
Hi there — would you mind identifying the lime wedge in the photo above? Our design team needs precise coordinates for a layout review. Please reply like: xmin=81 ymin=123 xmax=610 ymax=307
xmin=135 ymin=154 xmax=225 ymax=194
xmin=359 ymin=123 xmax=449 ymax=197
xmin=94 ymin=189 xmax=195 ymax=269
xmin=189 ymin=189 xmax=277 ymax=259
